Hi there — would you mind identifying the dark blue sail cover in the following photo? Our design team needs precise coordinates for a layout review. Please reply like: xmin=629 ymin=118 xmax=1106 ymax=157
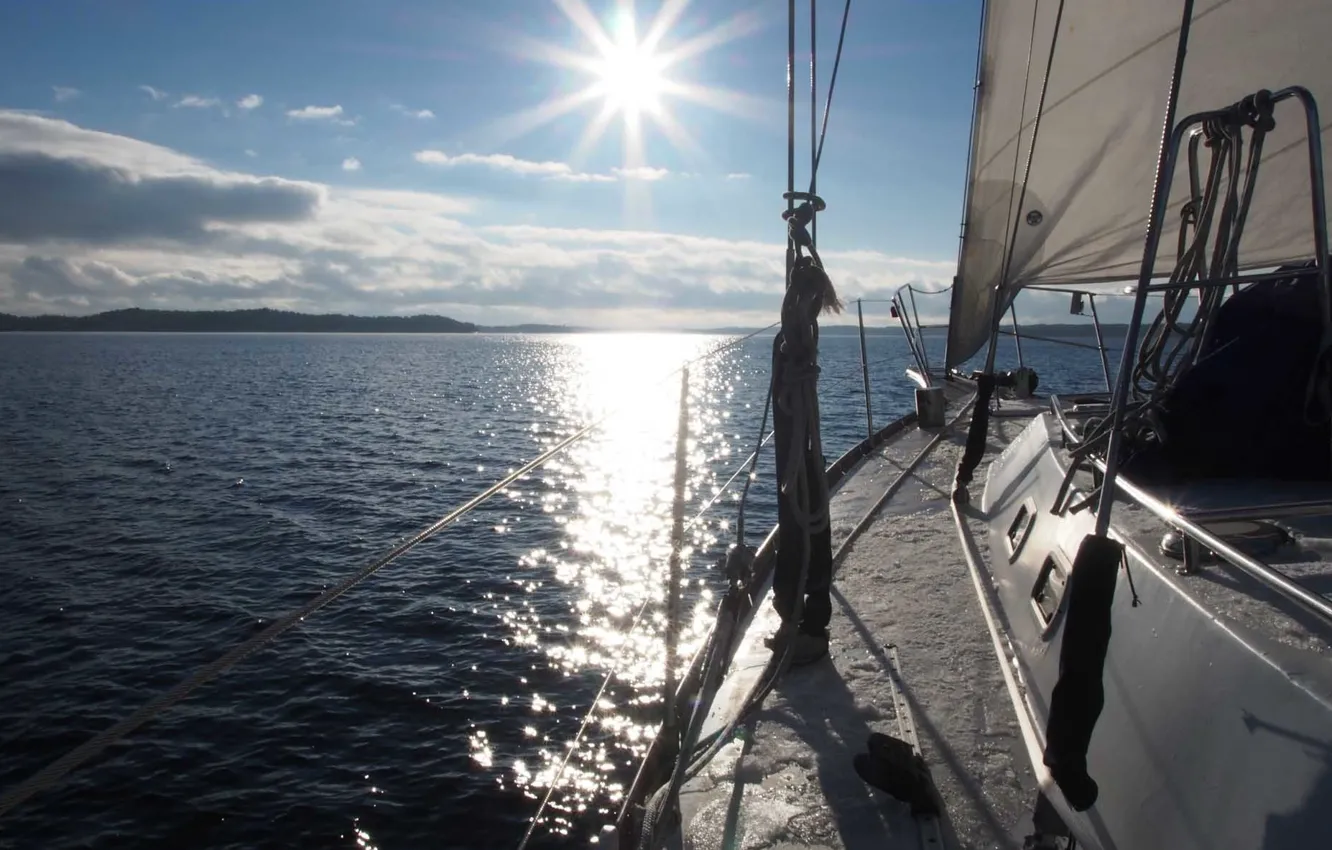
xmin=1125 ymin=265 xmax=1331 ymax=483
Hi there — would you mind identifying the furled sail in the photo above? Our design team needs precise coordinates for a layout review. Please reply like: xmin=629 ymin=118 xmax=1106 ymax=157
xmin=946 ymin=0 xmax=1332 ymax=368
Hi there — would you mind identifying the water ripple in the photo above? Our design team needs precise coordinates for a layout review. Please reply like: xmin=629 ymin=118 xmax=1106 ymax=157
xmin=0 ymin=330 xmax=1106 ymax=848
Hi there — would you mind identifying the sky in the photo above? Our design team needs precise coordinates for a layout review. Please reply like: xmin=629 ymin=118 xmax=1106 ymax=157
xmin=0 ymin=0 xmax=1095 ymax=328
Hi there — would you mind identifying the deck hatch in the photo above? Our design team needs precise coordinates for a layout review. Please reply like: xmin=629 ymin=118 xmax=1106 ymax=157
xmin=1006 ymin=498 xmax=1038 ymax=560
xmin=1031 ymin=553 xmax=1068 ymax=629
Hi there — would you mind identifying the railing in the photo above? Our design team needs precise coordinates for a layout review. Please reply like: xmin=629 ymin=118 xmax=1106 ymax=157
xmin=1000 ymin=287 xmax=1117 ymax=392
xmin=1093 ymin=85 xmax=1330 ymax=538
xmin=859 ymin=281 xmax=1120 ymax=402
xmin=853 ymin=283 xmax=949 ymax=399
xmin=1048 ymin=395 xmax=1332 ymax=626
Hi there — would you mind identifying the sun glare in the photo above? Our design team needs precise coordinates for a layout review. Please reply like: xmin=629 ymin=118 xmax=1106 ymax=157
xmin=493 ymin=0 xmax=765 ymax=185
xmin=593 ymin=31 xmax=667 ymax=118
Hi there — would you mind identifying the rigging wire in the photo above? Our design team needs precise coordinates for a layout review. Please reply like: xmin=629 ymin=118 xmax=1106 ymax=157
xmin=810 ymin=0 xmax=817 ymax=247
xmin=735 ymin=382 xmax=774 ymax=547
xmin=625 ymin=5 xmax=861 ymax=841
xmin=0 ymin=420 xmax=595 ymax=821
xmin=994 ymin=0 xmax=1047 ymax=306
xmin=785 ymin=0 xmax=797 ymax=296
xmin=810 ymin=0 xmax=852 ymax=189
xmin=0 ymin=323 xmax=780 ymax=823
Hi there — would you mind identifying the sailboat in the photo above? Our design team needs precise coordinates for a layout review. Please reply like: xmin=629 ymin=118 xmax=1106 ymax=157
xmin=2 ymin=2 xmax=1329 ymax=848
xmin=611 ymin=1 xmax=1332 ymax=848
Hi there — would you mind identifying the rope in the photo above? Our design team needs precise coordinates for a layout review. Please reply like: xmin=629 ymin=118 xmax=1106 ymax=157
xmin=1058 ymin=92 xmax=1278 ymax=461
xmin=1 ymin=324 xmax=781 ymax=824
xmin=1132 ymin=105 xmax=1269 ymax=405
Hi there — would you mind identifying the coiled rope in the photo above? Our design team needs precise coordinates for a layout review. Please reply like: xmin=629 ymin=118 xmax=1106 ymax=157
xmin=1132 ymin=96 xmax=1272 ymax=404
xmin=1069 ymin=91 xmax=1277 ymax=459
xmin=0 ymin=323 xmax=779 ymax=823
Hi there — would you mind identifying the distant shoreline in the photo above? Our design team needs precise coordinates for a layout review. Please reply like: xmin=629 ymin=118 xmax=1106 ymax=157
xmin=0 ymin=307 xmax=1127 ymax=336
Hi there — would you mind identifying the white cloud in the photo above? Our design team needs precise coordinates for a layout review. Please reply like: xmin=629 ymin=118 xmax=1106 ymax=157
xmin=414 ymin=150 xmax=572 ymax=176
xmin=613 ymin=166 xmax=669 ymax=182
xmin=725 ymin=172 xmax=751 ymax=181
xmin=0 ymin=111 xmax=971 ymax=328
xmin=237 ymin=94 xmax=263 ymax=110
xmin=244 ymin=149 xmax=258 ymax=158
xmin=52 ymin=86 xmax=81 ymax=103
xmin=342 ymin=157 xmax=362 ymax=172
xmin=139 ymin=85 xmax=168 ymax=101
xmin=391 ymin=104 xmax=435 ymax=119
xmin=415 ymin=151 xmax=659 ymax=183
xmin=0 ymin=111 xmax=204 ymax=175
xmin=551 ymin=171 xmax=617 ymax=183
xmin=286 ymin=104 xmax=355 ymax=125
xmin=175 ymin=95 xmax=220 ymax=109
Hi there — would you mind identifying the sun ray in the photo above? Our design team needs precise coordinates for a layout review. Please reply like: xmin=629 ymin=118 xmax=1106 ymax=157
xmin=482 ymin=86 xmax=605 ymax=149
xmin=622 ymin=108 xmax=647 ymax=172
xmin=569 ymin=101 xmax=620 ymax=168
xmin=491 ymin=0 xmax=771 ymax=205
xmin=644 ymin=109 xmax=704 ymax=161
xmin=654 ymin=8 xmax=768 ymax=70
xmin=496 ymin=31 xmax=605 ymax=75
xmin=640 ymin=0 xmax=691 ymax=54
xmin=553 ymin=0 xmax=618 ymax=57
xmin=661 ymin=80 xmax=772 ymax=122
xmin=621 ymin=110 xmax=654 ymax=226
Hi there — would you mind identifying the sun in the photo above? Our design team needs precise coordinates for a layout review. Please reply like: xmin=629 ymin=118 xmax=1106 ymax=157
xmin=592 ymin=30 xmax=668 ymax=119
xmin=492 ymin=0 xmax=764 ymax=169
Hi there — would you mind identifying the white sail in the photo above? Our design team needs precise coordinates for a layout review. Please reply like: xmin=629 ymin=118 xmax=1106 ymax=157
xmin=947 ymin=0 xmax=1332 ymax=368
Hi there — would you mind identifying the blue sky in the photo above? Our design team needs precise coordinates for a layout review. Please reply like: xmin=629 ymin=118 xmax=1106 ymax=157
xmin=0 ymin=0 xmax=1053 ymax=328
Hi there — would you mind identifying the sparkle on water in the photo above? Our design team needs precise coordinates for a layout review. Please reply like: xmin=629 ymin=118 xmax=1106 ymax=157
xmin=470 ymin=333 xmax=743 ymax=836
xmin=6 ymin=326 xmax=1013 ymax=847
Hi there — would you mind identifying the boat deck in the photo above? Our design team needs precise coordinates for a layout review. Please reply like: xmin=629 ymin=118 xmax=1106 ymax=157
xmin=673 ymin=385 xmax=1332 ymax=850
xmin=677 ymin=396 xmax=1042 ymax=849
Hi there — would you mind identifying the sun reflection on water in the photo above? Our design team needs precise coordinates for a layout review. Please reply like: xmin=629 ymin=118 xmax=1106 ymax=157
xmin=478 ymin=332 xmax=754 ymax=837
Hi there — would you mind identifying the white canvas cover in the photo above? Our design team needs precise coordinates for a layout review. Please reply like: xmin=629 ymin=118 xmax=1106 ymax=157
xmin=946 ymin=0 xmax=1332 ymax=368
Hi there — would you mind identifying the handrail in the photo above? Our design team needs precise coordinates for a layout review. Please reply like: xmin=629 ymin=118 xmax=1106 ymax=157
xmin=1104 ymin=464 xmax=1332 ymax=625
xmin=1046 ymin=397 xmax=1332 ymax=626
xmin=874 ymin=281 xmax=1117 ymax=392
xmin=1094 ymin=85 xmax=1330 ymax=538
xmin=996 ymin=329 xmax=1106 ymax=353
xmin=876 ymin=280 xmax=949 ymax=384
